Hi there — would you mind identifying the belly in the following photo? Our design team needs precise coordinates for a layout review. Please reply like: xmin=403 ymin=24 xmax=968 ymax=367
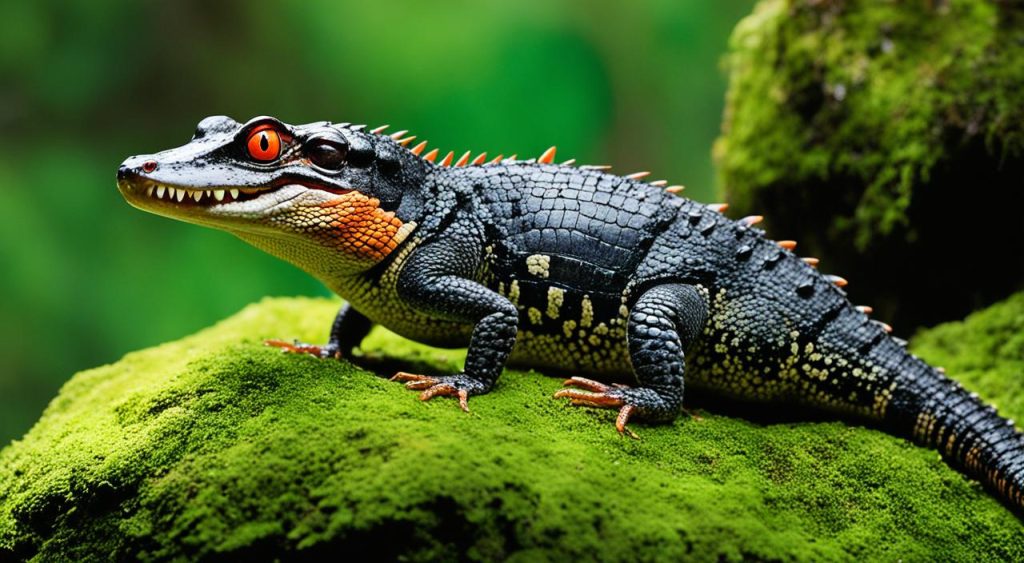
xmin=509 ymin=329 xmax=633 ymax=378
xmin=504 ymin=285 xmax=635 ymax=378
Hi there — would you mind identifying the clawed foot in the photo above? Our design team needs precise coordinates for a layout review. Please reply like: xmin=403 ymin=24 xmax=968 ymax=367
xmin=265 ymin=339 xmax=340 ymax=359
xmin=390 ymin=372 xmax=489 ymax=413
xmin=553 ymin=377 xmax=640 ymax=439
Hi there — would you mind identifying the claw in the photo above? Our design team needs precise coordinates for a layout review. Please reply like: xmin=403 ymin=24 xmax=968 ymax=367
xmin=554 ymin=377 xmax=643 ymax=438
xmin=392 ymin=372 xmax=471 ymax=412
xmin=265 ymin=339 xmax=327 ymax=357
xmin=419 ymin=385 xmax=470 ymax=412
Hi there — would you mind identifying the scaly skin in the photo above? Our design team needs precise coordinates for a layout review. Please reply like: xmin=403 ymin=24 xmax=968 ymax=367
xmin=117 ymin=115 xmax=1024 ymax=514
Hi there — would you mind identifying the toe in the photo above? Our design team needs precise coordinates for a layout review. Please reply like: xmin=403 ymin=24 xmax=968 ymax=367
xmin=616 ymin=404 xmax=639 ymax=439
xmin=265 ymin=339 xmax=324 ymax=356
xmin=391 ymin=371 xmax=434 ymax=383
xmin=419 ymin=384 xmax=471 ymax=413
xmin=553 ymin=389 xmax=625 ymax=408
xmin=561 ymin=376 xmax=611 ymax=392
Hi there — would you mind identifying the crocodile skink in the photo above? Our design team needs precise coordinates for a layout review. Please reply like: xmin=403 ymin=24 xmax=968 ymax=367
xmin=117 ymin=115 xmax=1024 ymax=513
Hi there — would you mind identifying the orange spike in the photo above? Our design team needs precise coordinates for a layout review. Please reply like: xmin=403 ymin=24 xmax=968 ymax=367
xmin=626 ymin=171 xmax=651 ymax=180
xmin=708 ymin=203 xmax=729 ymax=213
xmin=665 ymin=185 xmax=685 ymax=193
xmin=423 ymin=148 xmax=440 ymax=163
xmin=370 ymin=124 xmax=389 ymax=134
xmin=856 ymin=305 xmax=874 ymax=314
xmin=825 ymin=275 xmax=848 ymax=287
xmin=586 ymin=164 xmax=612 ymax=170
xmin=562 ymin=158 xmax=576 ymax=166
xmin=471 ymin=152 xmax=488 ymax=165
xmin=440 ymin=151 xmax=455 ymax=167
xmin=802 ymin=257 xmax=820 ymax=267
xmin=649 ymin=180 xmax=668 ymax=187
xmin=877 ymin=321 xmax=893 ymax=333
xmin=389 ymin=130 xmax=409 ymax=140
xmin=489 ymin=154 xmax=505 ymax=164
xmin=410 ymin=141 xmax=429 ymax=156
xmin=777 ymin=240 xmax=797 ymax=250
xmin=539 ymin=146 xmax=557 ymax=164
xmin=936 ymin=366 xmax=946 ymax=374
xmin=397 ymin=136 xmax=416 ymax=146
xmin=455 ymin=151 xmax=472 ymax=167
xmin=740 ymin=215 xmax=763 ymax=226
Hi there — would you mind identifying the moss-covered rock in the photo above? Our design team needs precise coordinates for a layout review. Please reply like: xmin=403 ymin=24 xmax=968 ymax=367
xmin=714 ymin=0 xmax=1024 ymax=330
xmin=2 ymin=296 xmax=1023 ymax=561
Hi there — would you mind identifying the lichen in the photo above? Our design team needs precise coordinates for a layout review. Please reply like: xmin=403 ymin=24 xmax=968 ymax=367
xmin=1 ymin=296 xmax=1023 ymax=560
xmin=714 ymin=0 xmax=1024 ymax=329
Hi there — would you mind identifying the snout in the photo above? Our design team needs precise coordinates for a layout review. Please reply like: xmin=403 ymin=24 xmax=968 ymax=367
xmin=118 ymin=155 xmax=160 ymax=184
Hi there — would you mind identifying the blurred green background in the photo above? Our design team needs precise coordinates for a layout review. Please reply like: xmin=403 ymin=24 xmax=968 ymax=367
xmin=0 ymin=0 xmax=755 ymax=445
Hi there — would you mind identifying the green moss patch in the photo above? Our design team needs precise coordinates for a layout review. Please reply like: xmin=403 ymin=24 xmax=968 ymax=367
xmin=2 ymin=296 xmax=1023 ymax=560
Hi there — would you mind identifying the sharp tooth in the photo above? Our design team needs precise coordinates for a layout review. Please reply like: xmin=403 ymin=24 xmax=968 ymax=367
xmin=213 ymin=189 xmax=225 ymax=201
xmin=230 ymin=189 xmax=240 ymax=199
xmin=192 ymin=190 xmax=203 ymax=202
xmin=167 ymin=187 xmax=176 ymax=200
xmin=156 ymin=185 xmax=166 ymax=198
xmin=175 ymin=188 xmax=185 ymax=202
xmin=146 ymin=186 xmax=154 ymax=197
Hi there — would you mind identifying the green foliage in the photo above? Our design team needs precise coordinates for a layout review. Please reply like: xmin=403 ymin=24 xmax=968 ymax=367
xmin=0 ymin=1 xmax=755 ymax=445
xmin=2 ymin=296 xmax=1023 ymax=560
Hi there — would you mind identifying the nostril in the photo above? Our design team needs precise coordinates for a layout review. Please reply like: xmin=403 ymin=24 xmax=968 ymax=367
xmin=117 ymin=164 xmax=129 ymax=180
xmin=142 ymin=160 xmax=158 ymax=173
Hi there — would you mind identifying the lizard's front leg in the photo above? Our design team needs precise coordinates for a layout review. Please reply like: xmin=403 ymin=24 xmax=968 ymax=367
xmin=392 ymin=235 xmax=518 ymax=412
xmin=555 ymin=283 xmax=708 ymax=437
xmin=266 ymin=302 xmax=373 ymax=359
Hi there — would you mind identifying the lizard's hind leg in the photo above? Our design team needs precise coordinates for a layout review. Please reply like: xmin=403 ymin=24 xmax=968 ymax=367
xmin=555 ymin=283 xmax=708 ymax=437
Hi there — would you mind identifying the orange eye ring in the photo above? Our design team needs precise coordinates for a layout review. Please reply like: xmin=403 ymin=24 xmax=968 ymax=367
xmin=247 ymin=126 xmax=281 ymax=162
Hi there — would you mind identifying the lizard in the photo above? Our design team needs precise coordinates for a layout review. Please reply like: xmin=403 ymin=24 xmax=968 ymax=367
xmin=117 ymin=115 xmax=1024 ymax=513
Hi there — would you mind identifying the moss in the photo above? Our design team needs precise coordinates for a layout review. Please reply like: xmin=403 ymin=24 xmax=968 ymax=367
xmin=714 ymin=0 xmax=1024 ymax=329
xmin=1 ymin=296 xmax=1023 ymax=561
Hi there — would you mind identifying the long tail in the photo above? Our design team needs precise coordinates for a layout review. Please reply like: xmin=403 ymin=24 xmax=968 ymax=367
xmin=886 ymin=349 xmax=1024 ymax=511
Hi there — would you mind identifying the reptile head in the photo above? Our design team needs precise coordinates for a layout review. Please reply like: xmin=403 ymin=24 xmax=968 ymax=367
xmin=118 ymin=115 xmax=428 ymax=272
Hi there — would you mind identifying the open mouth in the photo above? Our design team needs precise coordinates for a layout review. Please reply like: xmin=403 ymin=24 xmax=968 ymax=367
xmin=136 ymin=182 xmax=269 ymax=205
xmin=126 ymin=180 xmax=353 ymax=207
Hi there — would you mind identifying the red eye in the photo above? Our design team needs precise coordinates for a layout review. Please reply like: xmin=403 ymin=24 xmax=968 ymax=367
xmin=247 ymin=126 xmax=281 ymax=161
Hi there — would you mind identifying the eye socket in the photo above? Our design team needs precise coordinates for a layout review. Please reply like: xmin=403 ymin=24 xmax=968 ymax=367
xmin=246 ymin=126 xmax=281 ymax=162
xmin=307 ymin=140 xmax=348 ymax=170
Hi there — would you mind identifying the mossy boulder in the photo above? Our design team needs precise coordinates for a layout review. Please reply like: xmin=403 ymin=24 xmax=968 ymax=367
xmin=714 ymin=0 xmax=1024 ymax=330
xmin=2 ymin=296 xmax=1023 ymax=561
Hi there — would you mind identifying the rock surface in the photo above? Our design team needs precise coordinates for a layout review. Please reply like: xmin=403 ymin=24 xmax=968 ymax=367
xmin=2 ymin=296 xmax=1023 ymax=561
xmin=715 ymin=0 xmax=1024 ymax=330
